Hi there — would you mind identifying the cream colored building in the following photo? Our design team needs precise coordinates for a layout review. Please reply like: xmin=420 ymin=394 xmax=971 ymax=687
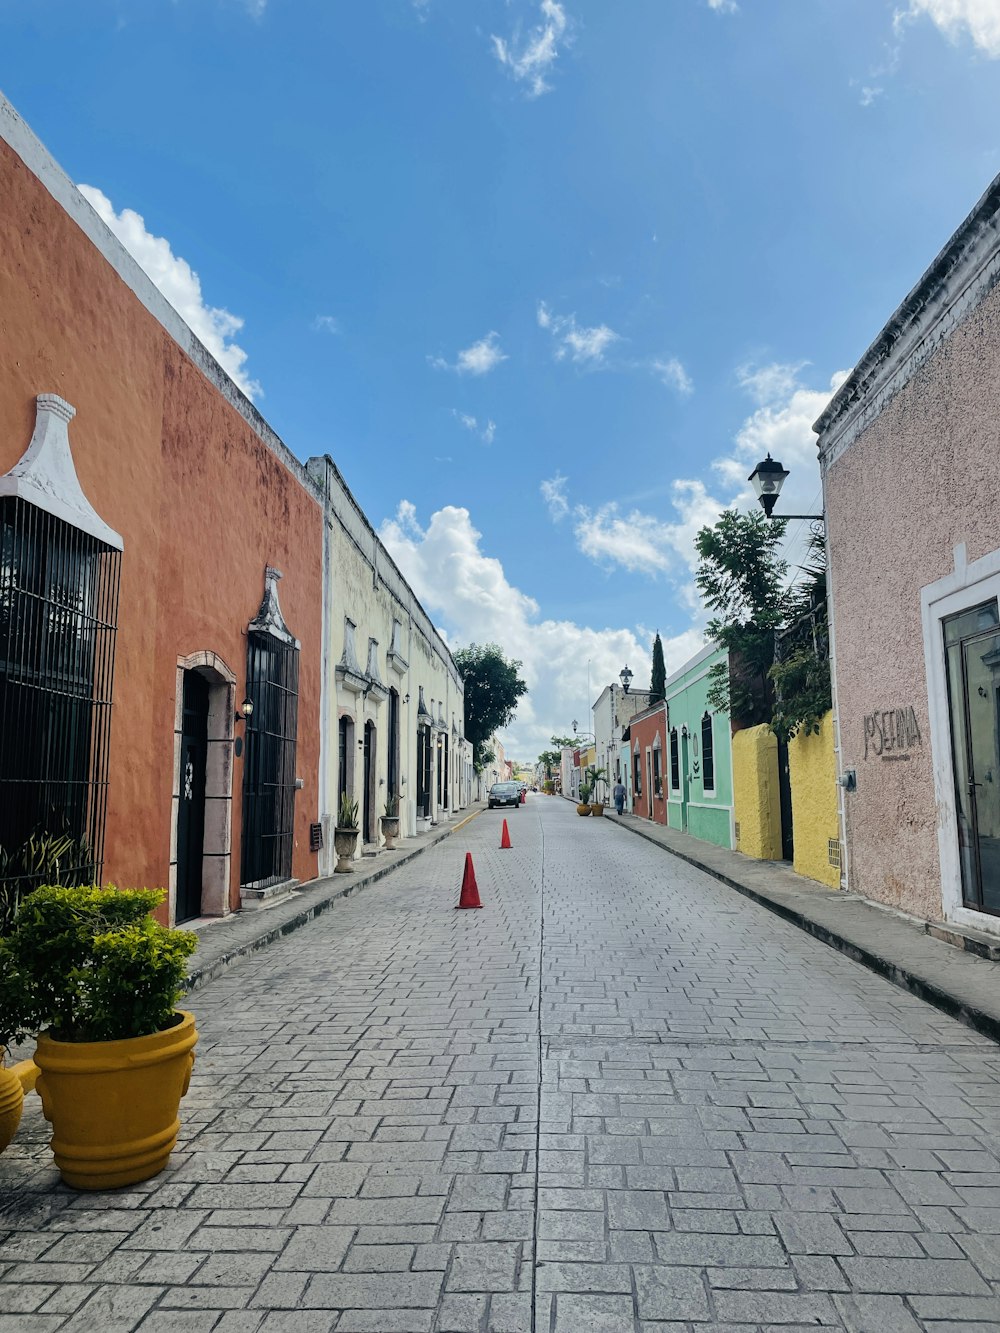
xmin=306 ymin=456 xmax=468 ymax=873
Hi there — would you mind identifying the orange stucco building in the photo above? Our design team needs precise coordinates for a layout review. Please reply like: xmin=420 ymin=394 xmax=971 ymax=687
xmin=0 ymin=99 xmax=324 ymax=922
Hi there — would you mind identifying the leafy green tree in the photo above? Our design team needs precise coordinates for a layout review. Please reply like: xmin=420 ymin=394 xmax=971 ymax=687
xmin=694 ymin=509 xmax=789 ymax=727
xmin=769 ymin=529 xmax=832 ymax=740
xmin=649 ymin=633 xmax=666 ymax=705
xmin=537 ymin=735 xmax=577 ymax=780
xmin=453 ymin=643 xmax=528 ymax=772
xmin=694 ymin=510 xmax=832 ymax=738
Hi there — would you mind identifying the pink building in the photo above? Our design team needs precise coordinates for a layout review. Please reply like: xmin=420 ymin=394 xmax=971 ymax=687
xmin=817 ymin=174 xmax=1000 ymax=943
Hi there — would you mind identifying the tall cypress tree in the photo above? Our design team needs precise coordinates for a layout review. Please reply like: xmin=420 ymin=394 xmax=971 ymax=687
xmin=649 ymin=632 xmax=666 ymax=704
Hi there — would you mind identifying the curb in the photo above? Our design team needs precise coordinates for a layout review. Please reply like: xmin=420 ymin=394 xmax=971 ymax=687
xmin=184 ymin=807 xmax=484 ymax=994
xmin=607 ymin=815 xmax=1000 ymax=1046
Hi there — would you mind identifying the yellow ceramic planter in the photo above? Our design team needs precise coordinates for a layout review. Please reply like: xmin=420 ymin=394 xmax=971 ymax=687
xmin=576 ymin=803 xmax=591 ymax=816
xmin=0 ymin=1059 xmax=24 ymax=1154
xmin=34 ymin=1011 xmax=198 ymax=1191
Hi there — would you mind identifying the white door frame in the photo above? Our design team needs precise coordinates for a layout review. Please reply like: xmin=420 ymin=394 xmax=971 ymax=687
xmin=921 ymin=542 xmax=1000 ymax=935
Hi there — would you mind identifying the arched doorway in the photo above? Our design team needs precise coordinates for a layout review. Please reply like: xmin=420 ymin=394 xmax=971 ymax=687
xmin=171 ymin=651 xmax=236 ymax=923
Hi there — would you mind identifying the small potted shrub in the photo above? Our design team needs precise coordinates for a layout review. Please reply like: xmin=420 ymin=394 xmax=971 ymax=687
xmin=0 ymin=885 xmax=197 ymax=1190
xmin=586 ymin=765 xmax=608 ymax=817
xmin=576 ymin=782 xmax=592 ymax=816
xmin=380 ymin=793 xmax=401 ymax=851
xmin=335 ymin=793 xmax=360 ymax=872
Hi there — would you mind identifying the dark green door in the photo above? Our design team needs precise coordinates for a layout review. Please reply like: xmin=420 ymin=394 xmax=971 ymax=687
xmin=177 ymin=671 xmax=209 ymax=923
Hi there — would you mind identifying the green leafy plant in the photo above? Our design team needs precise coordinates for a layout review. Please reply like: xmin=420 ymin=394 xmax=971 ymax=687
xmin=584 ymin=765 xmax=608 ymax=802
xmin=649 ymin=633 xmax=666 ymax=705
xmin=578 ymin=783 xmax=592 ymax=804
xmin=0 ymin=830 xmax=94 ymax=937
xmin=383 ymin=793 xmax=400 ymax=819
xmin=0 ymin=886 xmax=196 ymax=1047
xmin=337 ymin=792 xmax=360 ymax=830
xmin=453 ymin=643 xmax=528 ymax=773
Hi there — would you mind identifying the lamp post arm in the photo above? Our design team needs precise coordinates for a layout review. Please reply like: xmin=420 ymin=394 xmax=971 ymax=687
xmin=769 ymin=514 xmax=825 ymax=522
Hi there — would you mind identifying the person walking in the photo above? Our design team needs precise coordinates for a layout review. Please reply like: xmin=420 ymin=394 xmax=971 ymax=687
xmin=613 ymin=779 xmax=626 ymax=817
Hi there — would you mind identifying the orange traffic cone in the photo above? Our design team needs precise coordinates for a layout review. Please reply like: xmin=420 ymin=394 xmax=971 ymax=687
xmin=500 ymin=819 xmax=512 ymax=849
xmin=520 ymin=789 xmax=526 ymax=804
xmin=456 ymin=852 xmax=483 ymax=909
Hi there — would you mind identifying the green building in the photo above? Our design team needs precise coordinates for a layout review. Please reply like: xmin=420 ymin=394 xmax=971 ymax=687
xmin=664 ymin=643 xmax=734 ymax=849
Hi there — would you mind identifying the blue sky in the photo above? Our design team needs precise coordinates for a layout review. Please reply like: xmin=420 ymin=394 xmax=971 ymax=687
xmin=4 ymin=0 xmax=1000 ymax=758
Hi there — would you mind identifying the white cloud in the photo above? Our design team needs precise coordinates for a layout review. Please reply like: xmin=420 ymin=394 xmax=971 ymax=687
xmin=243 ymin=0 xmax=266 ymax=15
xmin=652 ymin=357 xmax=694 ymax=396
xmin=901 ymin=0 xmax=1000 ymax=57
xmin=707 ymin=0 xmax=738 ymax=12
xmin=563 ymin=363 xmax=849 ymax=589
xmin=537 ymin=301 xmax=620 ymax=365
xmin=79 ymin=184 xmax=261 ymax=400
xmin=492 ymin=0 xmax=570 ymax=98
xmin=452 ymin=410 xmax=496 ymax=444
xmin=736 ymin=360 xmax=804 ymax=406
xmin=431 ymin=331 xmax=507 ymax=376
xmin=379 ymin=500 xmax=701 ymax=758
xmin=312 ymin=314 xmax=341 ymax=334
xmin=540 ymin=472 xmax=569 ymax=521
xmin=859 ymin=85 xmax=885 ymax=107
xmin=574 ymin=478 xmax=726 ymax=584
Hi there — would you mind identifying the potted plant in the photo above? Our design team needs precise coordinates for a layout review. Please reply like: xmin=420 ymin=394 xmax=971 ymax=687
xmin=0 ymin=885 xmax=197 ymax=1190
xmin=576 ymin=782 xmax=592 ymax=816
xmin=0 ymin=1051 xmax=25 ymax=1155
xmin=586 ymin=765 xmax=609 ymax=817
xmin=380 ymin=793 xmax=401 ymax=851
xmin=335 ymin=792 xmax=360 ymax=872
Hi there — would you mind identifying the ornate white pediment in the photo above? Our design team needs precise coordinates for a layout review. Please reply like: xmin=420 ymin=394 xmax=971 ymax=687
xmin=249 ymin=566 xmax=299 ymax=647
xmin=0 ymin=394 xmax=123 ymax=550
xmin=387 ymin=618 xmax=409 ymax=676
xmin=337 ymin=617 xmax=367 ymax=695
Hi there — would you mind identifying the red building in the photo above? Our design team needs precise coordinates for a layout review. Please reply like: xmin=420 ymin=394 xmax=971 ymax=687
xmin=0 ymin=99 xmax=324 ymax=924
xmin=628 ymin=703 xmax=669 ymax=825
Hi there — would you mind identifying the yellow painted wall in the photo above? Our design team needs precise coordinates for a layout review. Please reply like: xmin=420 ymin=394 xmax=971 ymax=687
xmin=788 ymin=711 xmax=840 ymax=889
xmin=732 ymin=725 xmax=782 ymax=860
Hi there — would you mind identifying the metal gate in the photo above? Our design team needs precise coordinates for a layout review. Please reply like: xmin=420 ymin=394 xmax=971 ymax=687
xmin=0 ymin=496 xmax=120 ymax=909
xmin=241 ymin=631 xmax=299 ymax=889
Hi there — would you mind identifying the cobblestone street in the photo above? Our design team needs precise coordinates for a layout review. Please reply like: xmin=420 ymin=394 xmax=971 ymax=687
xmin=4 ymin=797 xmax=1000 ymax=1332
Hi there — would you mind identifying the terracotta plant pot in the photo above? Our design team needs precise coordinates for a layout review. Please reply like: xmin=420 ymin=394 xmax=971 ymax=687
xmin=380 ymin=815 xmax=400 ymax=850
xmin=590 ymin=803 xmax=604 ymax=817
xmin=334 ymin=827 xmax=359 ymax=872
xmin=0 ymin=1057 xmax=24 ymax=1155
xmin=34 ymin=1011 xmax=198 ymax=1191
xmin=576 ymin=803 xmax=591 ymax=816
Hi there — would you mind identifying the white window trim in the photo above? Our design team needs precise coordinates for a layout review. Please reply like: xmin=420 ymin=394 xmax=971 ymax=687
xmin=921 ymin=542 xmax=1000 ymax=935
xmin=700 ymin=712 xmax=717 ymax=798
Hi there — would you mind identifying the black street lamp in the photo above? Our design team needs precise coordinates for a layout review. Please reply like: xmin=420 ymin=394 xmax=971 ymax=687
xmin=748 ymin=455 xmax=823 ymax=522
xmin=619 ymin=664 xmax=633 ymax=694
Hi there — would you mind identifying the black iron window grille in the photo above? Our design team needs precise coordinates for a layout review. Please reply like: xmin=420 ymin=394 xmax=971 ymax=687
xmin=701 ymin=712 xmax=715 ymax=791
xmin=0 ymin=496 xmax=120 ymax=920
xmin=241 ymin=631 xmax=299 ymax=889
xmin=670 ymin=728 xmax=680 ymax=790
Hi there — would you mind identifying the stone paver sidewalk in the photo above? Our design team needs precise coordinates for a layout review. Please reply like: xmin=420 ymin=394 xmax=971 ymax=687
xmin=602 ymin=805 xmax=1000 ymax=1043
xmin=3 ymin=796 xmax=1000 ymax=1331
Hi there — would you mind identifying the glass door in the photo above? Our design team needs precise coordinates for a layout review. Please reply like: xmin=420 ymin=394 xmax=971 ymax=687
xmin=945 ymin=599 xmax=1000 ymax=916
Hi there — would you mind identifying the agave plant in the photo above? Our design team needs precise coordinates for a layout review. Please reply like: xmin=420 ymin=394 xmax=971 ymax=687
xmin=0 ymin=830 xmax=93 ymax=936
xmin=337 ymin=792 xmax=360 ymax=830
xmin=383 ymin=793 xmax=400 ymax=819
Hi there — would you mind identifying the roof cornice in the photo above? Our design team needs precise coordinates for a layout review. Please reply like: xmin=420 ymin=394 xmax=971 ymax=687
xmin=814 ymin=173 xmax=1000 ymax=470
